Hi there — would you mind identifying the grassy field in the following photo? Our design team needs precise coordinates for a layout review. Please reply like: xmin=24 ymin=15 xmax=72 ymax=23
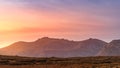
xmin=0 ymin=55 xmax=120 ymax=68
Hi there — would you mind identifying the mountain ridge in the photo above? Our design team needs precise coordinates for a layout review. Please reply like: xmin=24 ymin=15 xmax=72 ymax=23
xmin=0 ymin=37 xmax=119 ymax=57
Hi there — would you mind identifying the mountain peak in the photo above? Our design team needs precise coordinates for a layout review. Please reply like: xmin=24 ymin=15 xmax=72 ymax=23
xmin=87 ymin=38 xmax=100 ymax=41
xmin=35 ymin=37 xmax=51 ymax=42
xmin=35 ymin=37 xmax=72 ymax=43
xmin=82 ymin=38 xmax=107 ymax=43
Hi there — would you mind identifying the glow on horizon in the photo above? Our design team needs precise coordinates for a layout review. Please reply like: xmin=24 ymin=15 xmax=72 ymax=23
xmin=0 ymin=0 xmax=120 ymax=48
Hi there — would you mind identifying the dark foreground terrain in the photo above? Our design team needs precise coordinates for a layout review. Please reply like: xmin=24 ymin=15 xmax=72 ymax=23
xmin=0 ymin=55 xmax=120 ymax=68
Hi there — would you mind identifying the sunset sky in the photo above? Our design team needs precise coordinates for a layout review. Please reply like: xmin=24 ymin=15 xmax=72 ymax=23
xmin=0 ymin=0 xmax=120 ymax=48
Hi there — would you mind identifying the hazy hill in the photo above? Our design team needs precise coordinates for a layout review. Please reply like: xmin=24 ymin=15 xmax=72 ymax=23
xmin=0 ymin=37 xmax=107 ymax=57
xmin=98 ymin=40 xmax=120 ymax=56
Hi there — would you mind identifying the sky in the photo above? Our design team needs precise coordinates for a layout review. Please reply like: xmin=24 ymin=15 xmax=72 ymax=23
xmin=0 ymin=0 xmax=120 ymax=48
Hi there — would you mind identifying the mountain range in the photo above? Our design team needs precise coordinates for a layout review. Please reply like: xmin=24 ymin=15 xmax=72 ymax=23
xmin=0 ymin=37 xmax=120 ymax=57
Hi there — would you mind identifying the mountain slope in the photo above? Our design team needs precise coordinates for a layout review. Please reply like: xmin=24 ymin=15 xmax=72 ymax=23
xmin=69 ymin=38 xmax=107 ymax=57
xmin=98 ymin=40 xmax=120 ymax=56
xmin=0 ymin=37 xmax=107 ymax=57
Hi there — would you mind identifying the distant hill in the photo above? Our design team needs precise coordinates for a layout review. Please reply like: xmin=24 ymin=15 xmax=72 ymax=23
xmin=98 ymin=40 xmax=120 ymax=56
xmin=0 ymin=37 xmax=107 ymax=57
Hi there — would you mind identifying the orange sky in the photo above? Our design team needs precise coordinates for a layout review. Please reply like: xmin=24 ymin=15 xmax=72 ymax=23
xmin=0 ymin=0 xmax=120 ymax=48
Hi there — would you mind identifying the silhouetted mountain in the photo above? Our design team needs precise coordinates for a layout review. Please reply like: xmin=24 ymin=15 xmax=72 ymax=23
xmin=0 ymin=37 xmax=107 ymax=57
xmin=98 ymin=40 xmax=120 ymax=56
